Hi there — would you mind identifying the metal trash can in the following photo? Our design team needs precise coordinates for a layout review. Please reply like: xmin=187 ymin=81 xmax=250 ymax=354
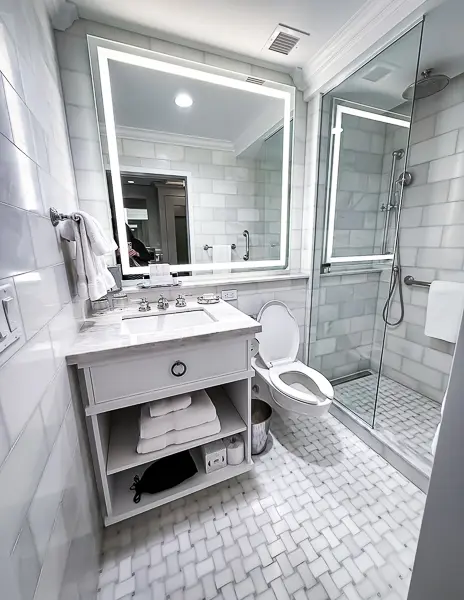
xmin=251 ymin=398 xmax=272 ymax=454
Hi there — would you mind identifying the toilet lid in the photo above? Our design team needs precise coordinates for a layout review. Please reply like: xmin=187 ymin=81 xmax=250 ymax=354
xmin=256 ymin=300 xmax=299 ymax=368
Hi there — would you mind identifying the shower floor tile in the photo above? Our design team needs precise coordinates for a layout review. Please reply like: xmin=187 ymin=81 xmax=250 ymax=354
xmin=334 ymin=374 xmax=442 ymax=468
xmin=97 ymin=412 xmax=425 ymax=600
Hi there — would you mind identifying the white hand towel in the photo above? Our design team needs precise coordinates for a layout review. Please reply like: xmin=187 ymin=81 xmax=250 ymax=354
xmin=58 ymin=211 xmax=117 ymax=301
xmin=212 ymin=245 xmax=231 ymax=275
xmin=425 ymin=281 xmax=464 ymax=343
xmin=137 ymin=416 xmax=221 ymax=454
xmin=149 ymin=393 xmax=192 ymax=417
xmin=140 ymin=389 xmax=216 ymax=439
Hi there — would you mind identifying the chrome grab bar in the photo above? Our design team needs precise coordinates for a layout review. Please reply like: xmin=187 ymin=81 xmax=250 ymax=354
xmin=404 ymin=275 xmax=431 ymax=288
xmin=243 ymin=230 xmax=250 ymax=261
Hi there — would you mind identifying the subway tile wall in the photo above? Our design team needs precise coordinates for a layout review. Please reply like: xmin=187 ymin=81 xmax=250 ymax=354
xmin=101 ymin=134 xmax=282 ymax=263
xmin=0 ymin=2 xmax=101 ymax=599
xmin=310 ymin=75 xmax=464 ymax=401
xmin=307 ymin=97 xmax=382 ymax=379
xmin=56 ymin=19 xmax=306 ymax=272
xmin=371 ymin=74 xmax=464 ymax=402
xmin=127 ymin=279 xmax=308 ymax=361
xmin=334 ymin=115 xmax=386 ymax=257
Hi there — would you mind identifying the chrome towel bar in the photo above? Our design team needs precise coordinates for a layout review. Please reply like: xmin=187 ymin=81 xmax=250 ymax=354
xmin=50 ymin=207 xmax=80 ymax=227
xmin=203 ymin=243 xmax=236 ymax=251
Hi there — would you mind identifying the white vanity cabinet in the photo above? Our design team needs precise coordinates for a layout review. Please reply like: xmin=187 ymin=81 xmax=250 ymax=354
xmin=67 ymin=302 xmax=260 ymax=526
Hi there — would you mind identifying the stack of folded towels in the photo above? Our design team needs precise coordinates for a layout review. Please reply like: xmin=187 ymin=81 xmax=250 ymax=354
xmin=137 ymin=390 xmax=221 ymax=454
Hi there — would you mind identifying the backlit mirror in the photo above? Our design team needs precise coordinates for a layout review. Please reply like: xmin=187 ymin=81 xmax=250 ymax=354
xmin=88 ymin=38 xmax=294 ymax=276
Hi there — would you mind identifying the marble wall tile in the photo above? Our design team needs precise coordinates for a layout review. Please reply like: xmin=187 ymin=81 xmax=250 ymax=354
xmin=0 ymin=2 xmax=101 ymax=598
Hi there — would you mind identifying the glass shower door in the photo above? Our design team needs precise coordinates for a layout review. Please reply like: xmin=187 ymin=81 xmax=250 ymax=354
xmin=310 ymin=22 xmax=424 ymax=428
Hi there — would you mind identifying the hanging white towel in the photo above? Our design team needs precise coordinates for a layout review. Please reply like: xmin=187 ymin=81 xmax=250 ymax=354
xmin=425 ymin=281 xmax=464 ymax=343
xmin=149 ymin=394 xmax=192 ymax=418
xmin=212 ymin=244 xmax=231 ymax=275
xmin=140 ymin=389 xmax=216 ymax=439
xmin=58 ymin=211 xmax=117 ymax=301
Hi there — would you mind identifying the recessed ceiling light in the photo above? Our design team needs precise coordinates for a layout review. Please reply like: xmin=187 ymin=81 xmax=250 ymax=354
xmin=127 ymin=180 xmax=135 ymax=184
xmin=175 ymin=93 xmax=193 ymax=108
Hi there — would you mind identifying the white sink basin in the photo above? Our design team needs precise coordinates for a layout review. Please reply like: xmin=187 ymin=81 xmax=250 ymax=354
xmin=122 ymin=309 xmax=214 ymax=335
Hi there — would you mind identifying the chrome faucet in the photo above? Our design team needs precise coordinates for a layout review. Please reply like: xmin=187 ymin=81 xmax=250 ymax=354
xmin=138 ymin=298 xmax=151 ymax=312
xmin=157 ymin=295 xmax=169 ymax=310
xmin=175 ymin=294 xmax=186 ymax=307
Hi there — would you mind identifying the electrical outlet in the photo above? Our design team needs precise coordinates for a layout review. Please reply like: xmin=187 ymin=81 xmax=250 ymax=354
xmin=221 ymin=289 xmax=238 ymax=301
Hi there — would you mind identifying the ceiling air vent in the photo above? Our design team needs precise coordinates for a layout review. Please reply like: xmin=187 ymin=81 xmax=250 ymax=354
xmin=266 ymin=24 xmax=310 ymax=56
xmin=362 ymin=65 xmax=394 ymax=83
xmin=246 ymin=76 xmax=265 ymax=85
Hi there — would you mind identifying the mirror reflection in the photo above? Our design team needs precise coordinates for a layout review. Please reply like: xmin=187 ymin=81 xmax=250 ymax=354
xmin=96 ymin=51 xmax=293 ymax=273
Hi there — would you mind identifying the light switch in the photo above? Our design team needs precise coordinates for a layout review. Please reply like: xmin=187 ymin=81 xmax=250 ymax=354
xmin=3 ymin=296 xmax=18 ymax=331
xmin=0 ymin=284 xmax=21 ymax=354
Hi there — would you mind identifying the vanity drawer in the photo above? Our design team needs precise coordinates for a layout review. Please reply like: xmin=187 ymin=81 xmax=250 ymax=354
xmin=88 ymin=337 xmax=249 ymax=404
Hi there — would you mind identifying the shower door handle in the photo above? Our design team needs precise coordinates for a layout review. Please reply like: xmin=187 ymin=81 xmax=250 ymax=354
xmin=243 ymin=229 xmax=250 ymax=261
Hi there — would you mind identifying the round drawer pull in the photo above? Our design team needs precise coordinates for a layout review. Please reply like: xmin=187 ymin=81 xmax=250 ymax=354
xmin=171 ymin=360 xmax=187 ymax=377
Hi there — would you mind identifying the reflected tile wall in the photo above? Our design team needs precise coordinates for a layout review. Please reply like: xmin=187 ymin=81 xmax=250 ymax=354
xmin=0 ymin=2 xmax=101 ymax=600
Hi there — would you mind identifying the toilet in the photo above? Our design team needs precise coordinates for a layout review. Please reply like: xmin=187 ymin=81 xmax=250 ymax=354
xmin=252 ymin=301 xmax=333 ymax=417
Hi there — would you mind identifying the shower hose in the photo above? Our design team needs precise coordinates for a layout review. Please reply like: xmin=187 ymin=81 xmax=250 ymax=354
xmin=382 ymin=264 xmax=405 ymax=326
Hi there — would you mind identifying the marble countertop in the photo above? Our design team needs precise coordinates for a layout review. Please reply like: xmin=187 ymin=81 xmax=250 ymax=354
xmin=66 ymin=299 xmax=261 ymax=366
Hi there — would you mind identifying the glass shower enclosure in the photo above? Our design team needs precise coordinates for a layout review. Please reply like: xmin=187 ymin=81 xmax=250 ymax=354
xmin=310 ymin=20 xmax=450 ymax=476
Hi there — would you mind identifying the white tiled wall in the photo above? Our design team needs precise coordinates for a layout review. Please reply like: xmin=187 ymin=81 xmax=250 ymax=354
xmin=334 ymin=115 xmax=386 ymax=257
xmin=307 ymin=97 xmax=382 ymax=379
xmin=55 ymin=19 xmax=306 ymax=272
xmin=371 ymin=74 xmax=464 ymax=402
xmin=0 ymin=2 xmax=101 ymax=599
xmin=127 ymin=278 xmax=308 ymax=360
xmin=103 ymin=134 xmax=282 ymax=263
xmin=309 ymin=75 xmax=464 ymax=401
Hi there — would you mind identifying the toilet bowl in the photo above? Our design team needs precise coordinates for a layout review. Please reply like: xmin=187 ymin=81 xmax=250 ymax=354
xmin=251 ymin=300 xmax=333 ymax=417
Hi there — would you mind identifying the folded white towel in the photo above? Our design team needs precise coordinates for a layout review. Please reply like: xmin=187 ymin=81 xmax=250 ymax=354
xmin=140 ymin=390 xmax=216 ymax=439
xmin=149 ymin=394 xmax=192 ymax=417
xmin=58 ymin=211 xmax=117 ymax=301
xmin=137 ymin=416 xmax=221 ymax=454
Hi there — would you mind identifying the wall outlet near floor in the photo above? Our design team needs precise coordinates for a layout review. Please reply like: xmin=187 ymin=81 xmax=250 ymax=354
xmin=221 ymin=289 xmax=238 ymax=301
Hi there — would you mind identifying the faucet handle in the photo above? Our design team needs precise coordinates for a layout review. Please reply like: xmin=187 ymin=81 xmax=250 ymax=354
xmin=138 ymin=297 xmax=151 ymax=312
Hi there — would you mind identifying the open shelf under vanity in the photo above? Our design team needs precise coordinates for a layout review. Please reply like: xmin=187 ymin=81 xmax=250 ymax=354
xmin=108 ymin=447 xmax=252 ymax=525
xmin=70 ymin=323 xmax=257 ymax=525
xmin=106 ymin=386 xmax=247 ymax=475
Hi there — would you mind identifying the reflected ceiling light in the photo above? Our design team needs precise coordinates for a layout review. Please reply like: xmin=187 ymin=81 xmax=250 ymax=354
xmin=175 ymin=93 xmax=193 ymax=108
xmin=127 ymin=180 xmax=135 ymax=184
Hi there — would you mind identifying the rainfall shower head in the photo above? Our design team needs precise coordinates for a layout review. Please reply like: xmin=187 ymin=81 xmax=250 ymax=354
xmin=402 ymin=68 xmax=450 ymax=101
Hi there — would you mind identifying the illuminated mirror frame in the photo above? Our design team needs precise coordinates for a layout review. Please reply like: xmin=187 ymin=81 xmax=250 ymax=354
xmin=325 ymin=102 xmax=410 ymax=265
xmin=94 ymin=41 xmax=294 ymax=276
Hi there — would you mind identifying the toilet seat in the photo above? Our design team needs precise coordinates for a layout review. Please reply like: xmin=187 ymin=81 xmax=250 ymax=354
xmin=256 ymin=301 xmax=334 ymax=407
xmin=269 ymin=362 xmax=334 ymax=405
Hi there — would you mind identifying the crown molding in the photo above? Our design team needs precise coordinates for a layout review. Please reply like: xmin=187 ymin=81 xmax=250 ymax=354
xmin=301 ymin=0 xmax=428 ymax=99
xmin=100 ymin=124 xmax=235 ymax=153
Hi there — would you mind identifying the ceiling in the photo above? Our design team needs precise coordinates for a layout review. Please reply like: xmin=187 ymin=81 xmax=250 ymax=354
xmin=108 ymin=60 xmax=283 ymax=144
xmin=329 ymin=0 xmax=464 ymax=110
xmin=73 ymin=0 xmax=368 ymax=71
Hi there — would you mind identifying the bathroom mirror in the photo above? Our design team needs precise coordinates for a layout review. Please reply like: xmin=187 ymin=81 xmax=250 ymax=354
xmin=88 ymin=37 xmax=294 ymax=276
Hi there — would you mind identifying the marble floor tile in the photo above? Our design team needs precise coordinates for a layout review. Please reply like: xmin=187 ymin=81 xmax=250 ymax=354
xmin=97 ymin=411 xmax=425 ymax=600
